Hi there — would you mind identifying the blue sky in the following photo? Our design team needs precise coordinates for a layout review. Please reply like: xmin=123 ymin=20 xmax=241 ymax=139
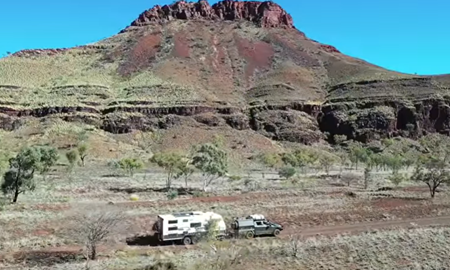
xmin=1 ymin=0 xmax=448 ymax=75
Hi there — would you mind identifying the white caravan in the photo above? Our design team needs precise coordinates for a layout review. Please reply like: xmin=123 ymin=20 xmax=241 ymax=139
xmin=155 ymin=211 xmax=227 ymax=245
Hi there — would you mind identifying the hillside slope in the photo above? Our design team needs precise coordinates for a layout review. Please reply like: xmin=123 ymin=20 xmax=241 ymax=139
xmin=0 ymin=0 xmax=449 ymax=154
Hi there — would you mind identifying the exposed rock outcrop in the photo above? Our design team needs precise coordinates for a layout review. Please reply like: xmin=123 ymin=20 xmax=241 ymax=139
xmin=319 ymin=98 xmax=450 ymax=143
xmin=1 ymin=98 xmax=450 ymax=144
xmin=129 ymin=0 xmax=294 ymax=29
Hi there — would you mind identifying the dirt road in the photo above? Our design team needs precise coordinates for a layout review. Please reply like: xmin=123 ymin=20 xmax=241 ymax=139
xmin=282 ymin=215 xmax=450 ymax=239
xmin=4 ymin=215 xmax=450 ymax=266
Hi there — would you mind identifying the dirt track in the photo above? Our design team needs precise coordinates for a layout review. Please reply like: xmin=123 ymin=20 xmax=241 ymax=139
xmin=282 ymin=215 xmax=450 ymax=239
xmin=5 ymin=214 xmax=450 ymax=266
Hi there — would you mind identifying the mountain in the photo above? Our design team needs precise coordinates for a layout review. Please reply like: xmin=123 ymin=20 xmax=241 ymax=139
xmin=1 ymin=0 xmax=450 ymax=157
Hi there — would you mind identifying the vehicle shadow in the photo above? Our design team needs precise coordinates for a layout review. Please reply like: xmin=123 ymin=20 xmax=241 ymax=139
xmin=126 ymin=234 xmax=179 ymax=247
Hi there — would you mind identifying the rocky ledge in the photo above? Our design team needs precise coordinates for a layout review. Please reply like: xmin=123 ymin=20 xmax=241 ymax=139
xmin=128 ymin=0 xmax=294 ymax=29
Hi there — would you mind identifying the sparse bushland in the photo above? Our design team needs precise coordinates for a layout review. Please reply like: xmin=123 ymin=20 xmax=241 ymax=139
xmin=279 ymin=147 xmax=326 ymax=174
xmin=338 ymin=137 xmax=428 ymax=189
xmin=3 ymin=132 xmax=450 ymax=267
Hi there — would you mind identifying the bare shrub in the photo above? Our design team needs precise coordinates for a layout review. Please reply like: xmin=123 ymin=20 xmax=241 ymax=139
xmin=67 ymin=205 xmax=127 ymax=262
xmin=286 ymin=235 xmax=301 ymax=258
xmin=341 ymin=172 xmax=359 ymax=187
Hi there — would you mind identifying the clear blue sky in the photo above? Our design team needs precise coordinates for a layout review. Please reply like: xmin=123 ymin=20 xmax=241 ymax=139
xmin=1 ymin=0 xmax=449 ymax=75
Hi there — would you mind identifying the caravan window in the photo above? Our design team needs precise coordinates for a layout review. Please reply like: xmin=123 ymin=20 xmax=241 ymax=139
xmin=168 ymin=220 xmax=178 ymax=224
xmin=190 ymin=222 xmax=202 ymax=228
xmin=168 ymin=227 xmax=178 ymax=231
xmin=183 ymin=219 xmax=188 ymax=222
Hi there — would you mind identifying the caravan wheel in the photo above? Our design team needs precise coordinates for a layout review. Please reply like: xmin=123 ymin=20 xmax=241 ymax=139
xmin=182 ymin=236 xmax=192 ymax=245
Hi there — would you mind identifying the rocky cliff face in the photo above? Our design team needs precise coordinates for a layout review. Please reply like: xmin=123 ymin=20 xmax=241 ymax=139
xmin=129 ymin=0 xmax=294 ymax=29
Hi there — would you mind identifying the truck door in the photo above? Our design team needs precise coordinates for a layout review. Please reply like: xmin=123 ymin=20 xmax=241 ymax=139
xmin=254 ymin=220 xmax=271 ymax=236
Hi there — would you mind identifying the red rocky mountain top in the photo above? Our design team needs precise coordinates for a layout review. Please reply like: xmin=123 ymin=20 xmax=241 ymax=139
xmin=129 ymin=0 xmax=294 ymax=28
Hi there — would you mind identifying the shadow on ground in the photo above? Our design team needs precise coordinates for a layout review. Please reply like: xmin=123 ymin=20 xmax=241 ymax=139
xmin=109 ymin=187 xmax=202 ymax=195
xmin=9 ymin=250 xmax=82 ymax=267
xmin=126 ymin=234 xmax=179 ymax=247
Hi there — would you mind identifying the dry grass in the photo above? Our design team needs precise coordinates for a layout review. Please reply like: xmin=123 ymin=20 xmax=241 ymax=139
xmin=13 ymin=227 xmax=450 ymax=269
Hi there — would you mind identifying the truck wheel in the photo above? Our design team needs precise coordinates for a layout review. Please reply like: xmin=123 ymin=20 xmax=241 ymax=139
xmin=245 ymin=231 xmax=254 ymax=239
xmin=273 ymin=229 xmax=281 ymax=237
xmin=182 ymin=236 xmax=192 ymax=245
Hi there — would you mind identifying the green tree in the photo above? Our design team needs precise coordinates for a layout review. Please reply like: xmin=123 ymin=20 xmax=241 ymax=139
xmin=150 ymin=152 xmax=185 ymax=189
xmin=278 ymin=166 xmax=296 ymax=180
xmin=191 ymin=142 xmax=228 ymax=191
xmin=1 ymin=147 xmax=42 ymax=203
xmin=77 ymin=143 xmax=88 ymax=167
xmin=66 ymin=150 xmax=78 ymax=171
xmin=411 ymin=155 xmax=449 ymax=198
xmin=118 ymin=158 xmax=144 ymax=177
xmin=37 ymin=146 xmax=59 ymax=180
xmin=300 ymin=149 xmax=320 ymax=170
xmin=257 ymin=152 xmax=282 ymax=171
xmin=348 ymin=143 xmax=372 ymax=170
xmin=369 ymin=153 xmax=383 ymax=171
xmin=334 ymin=149 xmax=350 ymax=177
xmin=384 ymin=153 xmax=404 ymax=174
xmin=176 ymin=157 xmax=195 ymax=189
xmin=281 ymin=153 xmax=297 ymax=167
xmin=280 ymin=148 xmax=322 ymax=174
xmin=319 ymin=152 xmax=338 ymax=175
xmin=389 ymin=172 xmax=407 ymax=187
xmin=281 ymin=151 xmax=306 ymax=173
